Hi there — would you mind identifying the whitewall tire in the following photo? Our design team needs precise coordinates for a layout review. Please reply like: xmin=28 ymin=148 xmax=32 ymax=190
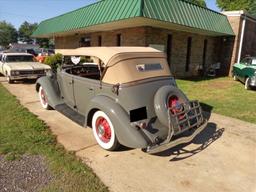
xmin=7 ymin=76 xmax=14 ymax=84
xmin=39 ymin=86 xmax=51 ymax=110
xmin=245 ymin=78 xmax=251 ymax=90
xmin=233 ymin=75 xmax=238 ymax=81
xmin=92 ymin=111 xmax=119 ymax=151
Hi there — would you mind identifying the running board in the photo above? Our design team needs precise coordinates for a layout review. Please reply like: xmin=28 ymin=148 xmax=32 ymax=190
xmin=55 ymin=104 xmax=85 ymax=127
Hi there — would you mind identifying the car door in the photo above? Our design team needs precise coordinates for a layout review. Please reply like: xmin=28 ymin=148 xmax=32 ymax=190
xmin=73 ymin=76 xmax=98 ymax=115
xmin=58 ymin=71 xmax=76 ymax=109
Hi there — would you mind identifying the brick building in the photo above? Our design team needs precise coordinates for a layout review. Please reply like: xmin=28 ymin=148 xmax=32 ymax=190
xmin=33 ymin=0 xmax=236 ymax=77
xmin=223 ymin=11 xmax=256 ymax=75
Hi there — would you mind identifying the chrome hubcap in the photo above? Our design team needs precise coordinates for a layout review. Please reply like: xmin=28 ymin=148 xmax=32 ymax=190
xmin=98 ymin=125 xmax=105 ymax=137
xmin=40 ymin=89 xmax=47 ymax=105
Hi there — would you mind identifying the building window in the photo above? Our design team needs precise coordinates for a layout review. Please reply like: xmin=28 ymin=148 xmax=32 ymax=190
xmin=80 ymin=36 xmax=91 ymax=47
xmin=116 ymin=34 xmax=122 ymax=46
xmin=98 ymin=36 xmax=102 ymax=46
xmin=186 ymin=37 xmax=192 ymax=72
xmin=167 ymin=34 xmax=173 ymax=67
xmin=202 ymin=39 xmax=208 ymax=72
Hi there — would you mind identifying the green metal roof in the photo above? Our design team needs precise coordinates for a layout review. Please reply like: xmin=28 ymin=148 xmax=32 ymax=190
xmin=143 ymin=0 xmax=234 ymax=35
xmin=33 ymin=0 xmax=234 ymax=37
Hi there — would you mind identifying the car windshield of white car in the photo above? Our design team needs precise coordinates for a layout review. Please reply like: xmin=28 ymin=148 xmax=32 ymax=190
xmin=6 ymin=55 xmax=34 ymax=62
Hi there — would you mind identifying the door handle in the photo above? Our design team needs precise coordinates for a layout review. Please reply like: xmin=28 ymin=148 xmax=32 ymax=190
xmin=69 ymin=80 xmax=74 ymax=85
xmin=89 ymin=87 xmax=94 ymax=91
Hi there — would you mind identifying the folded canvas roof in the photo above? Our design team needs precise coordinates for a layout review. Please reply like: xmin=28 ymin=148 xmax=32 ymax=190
xmin=56 ymin=47 xmax=165 ymax=65
xmin=56 ymin=47 xmax=171 ymax=84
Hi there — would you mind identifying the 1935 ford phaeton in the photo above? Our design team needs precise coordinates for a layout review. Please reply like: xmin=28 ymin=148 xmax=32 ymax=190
xmin=36 ymin=47 xmax=207 ymax=154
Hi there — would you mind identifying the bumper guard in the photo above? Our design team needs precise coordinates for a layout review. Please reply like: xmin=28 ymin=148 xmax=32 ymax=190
xmin=146 ymin=100 xmax=207 ymax=154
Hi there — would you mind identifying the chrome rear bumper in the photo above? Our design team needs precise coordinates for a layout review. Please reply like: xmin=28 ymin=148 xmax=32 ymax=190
xmin=146 ymin=100 xmax=207 ymax=154
xmin=146 ymin=120 xmax=207 ymax=154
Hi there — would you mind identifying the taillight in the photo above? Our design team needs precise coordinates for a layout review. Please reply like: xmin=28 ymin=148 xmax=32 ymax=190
xmin=168 ymin=95 xmax=179 ymax=109
xmin=168 ymin=95 xmax=185 ymax=120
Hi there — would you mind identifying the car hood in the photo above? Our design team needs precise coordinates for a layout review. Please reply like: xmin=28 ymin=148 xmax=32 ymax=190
xmin=6 ymin=62 xmax=51 ymax=70
xmin=250 ymin=65 xmax=256 ymax=70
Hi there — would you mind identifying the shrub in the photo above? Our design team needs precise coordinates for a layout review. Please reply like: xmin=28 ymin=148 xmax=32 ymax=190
xmin=44 ymin=53 xmax=62 ymax=72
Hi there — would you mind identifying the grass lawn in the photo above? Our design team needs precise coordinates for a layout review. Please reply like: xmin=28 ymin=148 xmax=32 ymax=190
xmin=0 ymin=84 xmax=108 ymax=192
xmin=176 ymin=77 xmax=256 ymax=124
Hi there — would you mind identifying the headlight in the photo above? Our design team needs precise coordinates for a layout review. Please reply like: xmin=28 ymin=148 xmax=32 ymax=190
xmin=252 ymin=72 xmax=256 ymax=79
xmin=45 ymin=69 xmax=53 ymax=76
xmin=10 ymin=71 xmax=20 ymax=76
xmin=44 ymin=69 xmax=51 ymax=73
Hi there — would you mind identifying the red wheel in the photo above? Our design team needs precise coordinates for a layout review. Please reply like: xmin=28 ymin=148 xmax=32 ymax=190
xmin=39 ymin=86 xmax=51 ymax=110
xmin=92 ymin=111 xmax=119 ymax=151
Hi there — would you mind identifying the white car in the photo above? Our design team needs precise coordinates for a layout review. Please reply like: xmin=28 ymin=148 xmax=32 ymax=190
xmin=0 ymin=52 xmax=51 ymax=83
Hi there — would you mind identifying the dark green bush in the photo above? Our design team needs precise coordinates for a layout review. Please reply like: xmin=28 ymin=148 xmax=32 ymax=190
xmin=44 ymin=53 xmax=63 ymax=72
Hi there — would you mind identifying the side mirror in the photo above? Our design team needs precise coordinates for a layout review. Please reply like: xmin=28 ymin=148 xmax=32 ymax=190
xmin=46 ymin=70 xmax=54 ymax=78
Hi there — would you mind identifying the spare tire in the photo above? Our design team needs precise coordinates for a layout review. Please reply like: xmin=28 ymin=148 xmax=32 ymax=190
xmin=154 ymin=85 xmax=189 ymax=128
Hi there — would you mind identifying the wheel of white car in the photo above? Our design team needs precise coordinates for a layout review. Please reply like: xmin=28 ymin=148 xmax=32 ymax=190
xmin=92 ymin=111 xmax=119 ymax=151
xmin=39 ymin=86 xmax=51 ymax=109
xmin=6 ymin=76 xmax=14 ymax=84
xmin=233 ymin=74 xmax=238 ymax=81
xmin=245 ymin=78 xmax=251 ymax=90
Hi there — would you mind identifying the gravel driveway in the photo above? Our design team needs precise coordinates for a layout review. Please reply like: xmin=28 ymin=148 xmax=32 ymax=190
xmin=0 ymin=155 xmax=52 ymax=192
xmin=1 ymin=78 xmax=256 ymax=192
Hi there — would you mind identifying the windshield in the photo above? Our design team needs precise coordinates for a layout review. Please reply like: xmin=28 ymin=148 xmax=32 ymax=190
xmin=6 ymin=55 xmax=34 ymax=62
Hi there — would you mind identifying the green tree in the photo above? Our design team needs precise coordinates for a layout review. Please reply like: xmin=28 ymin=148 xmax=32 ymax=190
xmin=186 ymin=0 xmax=207 ymax=7
xmin=18 ymin=21 xmax=38 ymax=43
xmin=36 ymin=38 xmax=51 ymax=48
xmin=19 ymin=21 xmax=52 ymax=48
xmin=216 ymin=0 xmax=256 ymax=16
xmin=249 ymin=1 xmax=256 ymax=15
xmin=0 ymin=21 xmax=18 ymax=47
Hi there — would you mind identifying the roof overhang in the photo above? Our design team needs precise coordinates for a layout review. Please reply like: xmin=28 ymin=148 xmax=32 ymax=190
xmin=34 ymin=17 xmax=232 ymax=39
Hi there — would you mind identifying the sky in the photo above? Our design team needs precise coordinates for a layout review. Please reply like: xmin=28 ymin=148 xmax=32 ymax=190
xmin=0 ymin=0 xmax=221 ymax=29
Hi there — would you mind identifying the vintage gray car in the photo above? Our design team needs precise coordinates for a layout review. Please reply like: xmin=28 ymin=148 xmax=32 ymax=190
xmin=36 ymin=47 xmax=207 ymax=154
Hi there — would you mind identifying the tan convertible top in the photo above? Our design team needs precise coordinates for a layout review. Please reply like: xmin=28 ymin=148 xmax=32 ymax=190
xmin=56 ymin=47 xmax=171 ymax=84
xmin=56 ymin=47 xmax=164 ymax=65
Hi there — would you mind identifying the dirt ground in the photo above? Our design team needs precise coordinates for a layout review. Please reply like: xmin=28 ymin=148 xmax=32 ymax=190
xmin=1 ymin=77 xmax=256 ymax=192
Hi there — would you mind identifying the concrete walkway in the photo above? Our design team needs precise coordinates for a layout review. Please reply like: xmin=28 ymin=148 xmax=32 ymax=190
xmin=1 ymin=77 xmax=256 ymax=192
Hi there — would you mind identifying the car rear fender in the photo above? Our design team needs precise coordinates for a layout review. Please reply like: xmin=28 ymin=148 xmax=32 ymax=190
xmin=36 ymin=76 xmax=63 ymax=108
xmin=86 ymin=95 xmax=148 ymax=148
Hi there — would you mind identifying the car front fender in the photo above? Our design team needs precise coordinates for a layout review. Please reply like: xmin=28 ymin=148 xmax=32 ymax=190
xmin=36 ymin=76 xmax=63 ymax=108
xmin=86 ymin=95 xmax=148 ymax=149
xmin=2 ymin=64 xmax=11 ymax=76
